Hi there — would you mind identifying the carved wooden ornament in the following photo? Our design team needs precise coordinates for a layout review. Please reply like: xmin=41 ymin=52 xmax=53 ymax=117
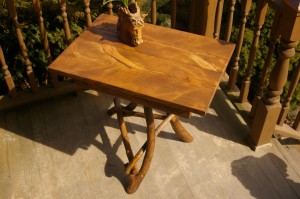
xmin=117 ymin=1 xmax=147 ymax=46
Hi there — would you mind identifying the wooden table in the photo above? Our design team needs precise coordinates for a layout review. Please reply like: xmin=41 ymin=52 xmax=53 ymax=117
xmin=49 ymin=14 xmax=235 ymax=193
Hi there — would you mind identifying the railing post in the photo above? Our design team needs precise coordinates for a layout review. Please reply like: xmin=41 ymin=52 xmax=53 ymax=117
xmin=57 ymin=0 xmax=72 ymax=43
xmin=277 ymin=60 xmax=300 ymax=125
xmin=240 ymin=0 xmax=268 ymax=103
xmin=0 ymin=45 xmax=17 ymax=96
xmin=107 ymin=0 xmax=113 ymax=15
xmin=151 ymin=0 xmax=157 ymax=24
xmin=225 ymin=0 xmax=236 ymax=42
xmin=5 ymin=0 xmax=39 ymax=92
xmin=249 ymin=0 xmax=300 ymax=148
xmin=250 ymin=9 xmax=281 ymax=117
xmin=171 ymin=0 xmax=177 ymax=28
xmin=213 ymin=0 xmax=224 ymax=39
xmin=227 ymin=0 xmax=252 ymax=90
xmin=84 ymin=0 xmax=92 ymax=28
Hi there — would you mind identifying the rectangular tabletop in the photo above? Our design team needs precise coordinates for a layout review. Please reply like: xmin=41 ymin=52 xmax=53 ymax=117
xmin=49 ymin=14 xmax=235 ymax=118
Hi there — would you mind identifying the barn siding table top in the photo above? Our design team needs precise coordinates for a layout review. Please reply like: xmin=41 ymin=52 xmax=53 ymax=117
xmin=49 ymin=14 xmax=235 ymax=118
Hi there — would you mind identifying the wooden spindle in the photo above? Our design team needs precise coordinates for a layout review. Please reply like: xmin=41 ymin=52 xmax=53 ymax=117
xmin=0 ymin=45 xmax=16 ymax=96
xmin=33 ymin=0 xmax=52 ymax=64
xmin=250 ymin=38 xmax=299 ymax=147
xmin=5 ymin=0 xmax=39 ymax=92
xmin=240 ymin=0 xmax=268 ymax=103
xmin=277 ymin=61 xmax=300 ymax=125
xmin=293 ymin=111 xmax=300 ymax=131
xmin=84 ymin=0 xmax=92 ymax=28
xmin=171 ymin=0 xmax=177 ymax=28
xmin=250 ymin=9 xmax=281 ymax=117
xmin=188 ymin=0 xmax=196 ymax=32
xmin=227 ymin=0 xmax=252 ymax=90
xmin=213 ymin=0 xmax=224 ymax=39
xmin=225 ymin=0 xmax=236 ymax=42
xmin=151 ymin=0 xmax=157 ymax=24
xmin=107 ymin=0 xmax=113 ymax=15
xmin=57 ymin=0 xmax=72 ymax=43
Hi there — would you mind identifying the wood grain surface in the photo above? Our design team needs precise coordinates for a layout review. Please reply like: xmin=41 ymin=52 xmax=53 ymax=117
xmin=49 ymin=14 xmax=235 ymax=117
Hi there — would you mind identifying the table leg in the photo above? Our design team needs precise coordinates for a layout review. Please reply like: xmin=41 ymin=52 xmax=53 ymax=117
xmin=170 ymin=116 xmax=194 ymax=143
xmin=127 ymin=106 xmax=155 ymax=194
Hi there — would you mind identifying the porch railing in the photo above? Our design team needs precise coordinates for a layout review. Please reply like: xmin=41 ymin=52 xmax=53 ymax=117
xmin=0 ymin=0 xmax=299 ymax=149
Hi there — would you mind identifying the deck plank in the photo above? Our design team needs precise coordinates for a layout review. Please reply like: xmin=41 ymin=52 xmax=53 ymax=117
xmin=0 ymin=90 xmax=300 ymax=198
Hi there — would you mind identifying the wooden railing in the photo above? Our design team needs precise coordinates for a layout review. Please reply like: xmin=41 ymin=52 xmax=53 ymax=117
xmin=0 ymin=0 xmax=299 ymax=149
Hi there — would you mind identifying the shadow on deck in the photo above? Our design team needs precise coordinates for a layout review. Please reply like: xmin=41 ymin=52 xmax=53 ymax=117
xmin=0 ymin=89 xmax=300 ymax=198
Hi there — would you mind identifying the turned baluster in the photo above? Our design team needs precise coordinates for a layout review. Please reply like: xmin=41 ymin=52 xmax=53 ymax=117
xmin=57 ymin=0 xmax=72 ymax=43
xmin=107 ymin=0 xmax=113 ymax=15
xmin=151 ymin=0 xmax=157 ymax=24
xmin=0 ymin=45 xmax=16 ymax=96
xmin=225 ymin=0 xmax=236 ymax=42
xmin=227 ymin=0 xmax=252 ymax=90
xmin=5 ymin=0 xmax=39 ymax=92
xmin=33 ymin=0 xmax=52 ymax=65
xmin=240 ymin=0 xmax=268 ymax=103
xmin=84 ymin=0 xmax=92 ymax=28
xmin=213 ymin=0 xmax=224 ymax=39
xmin=250 ymin=9 xmax=281 ymax=117
xmin=188 ymin=0 xmax=196 ymax=32
xmin=250 ymin=38 xmax=299 ymax=147
xmin=277 ymin=61 xmax=300 ymax=125
xmin=293 ymin=111 xmax=300 ymax=131
xmin=171 ymin=0 xmax=177 ymax=28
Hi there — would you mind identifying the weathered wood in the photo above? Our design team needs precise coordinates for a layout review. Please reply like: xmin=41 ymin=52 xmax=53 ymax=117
xmin=0 ymin=45 xmax=16 ymax=97
xmin=213 ymin=0 xmax=224 ymax=39
xmin=84 ymin=0 xmax=92 ymax=28
xmin=151 ymin=0 xmax=157 ymax=24
xmin=227 ymin=0 xmax=252 ymax=90
xmin=278 ymin=61 xmax=300 ymax=125
xmin=171 ymin=0 xmax=177 ymax=29
xmin=225 ymin=0 xmax=236 ymax=41
xmin=250 ymin=9 xmax=281 ymax=117
xmin=57 ymin=0 xmax=72 ymax=43
xmin=5 ymin=0 xmax=39 ymax=92
xmin=49 ymin=14 xmax=235 ymax=117
xmin=240 ymin=0 xmax=268 ymax=103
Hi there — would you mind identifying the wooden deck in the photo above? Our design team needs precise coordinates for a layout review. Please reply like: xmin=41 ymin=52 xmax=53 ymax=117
xmin=1 ymin=89 xmax=300 ymax=198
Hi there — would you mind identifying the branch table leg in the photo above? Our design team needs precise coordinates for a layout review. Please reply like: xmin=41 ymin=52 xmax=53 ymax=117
xmin=127 ymin=106 xmax=156 ymax=194
xmin=171 ymin=115 xmax=194 ymax=143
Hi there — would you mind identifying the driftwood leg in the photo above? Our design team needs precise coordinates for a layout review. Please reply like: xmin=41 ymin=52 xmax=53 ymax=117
xmin=170 ymin=116 xmax=193 ymax=143
xmin=108 ymin=99 xmax=137 ymax=116
xmin=127 ymin=106 xmax=155 ymax=194
xmin=114 ymin=98 xmax=138 ymax=173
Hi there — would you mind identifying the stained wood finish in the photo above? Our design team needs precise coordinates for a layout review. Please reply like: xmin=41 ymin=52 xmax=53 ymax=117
xmin=228 ymin=0 xmax=252 ymax=90
xmin=293 ymin=111 xmax=300 ymax=131
xmin=213 ymin=0 xmax=224 ymax=39
xmin=188 ymin=0 xmax=196 ymax=32
xmin=225 ymin=0 xmax=236 ymax=42
xmin=0 ymin=45 xmax=16 ymax=96
xmin=240 ymin=0 xmax=268 ymax=103
xmin=57 ymin=0 xmax=72 ymax=43
xmin=84 ymin=0 xmax=92 ymax=28
xmin=278 ymin=61 xmax=300 ymax=125
xmin=250 ymin=9 xmax=281 ymax=117
xmin=151 ymin=0 xmax=157 ymax=24
xmin=171 ymin=0 xmax=177 ymax=28
xmin=49 ymin=14 xmax=235 ymax=118
xmin=5 ymin=0 xmax=39 ymax=92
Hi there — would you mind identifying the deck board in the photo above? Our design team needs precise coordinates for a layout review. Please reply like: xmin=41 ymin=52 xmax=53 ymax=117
xmin=0 ymin=90 xmax=300 ymax=199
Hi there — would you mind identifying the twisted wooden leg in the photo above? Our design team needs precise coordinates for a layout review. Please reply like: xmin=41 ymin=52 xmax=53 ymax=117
xmin=170 ymin=116 xmax=193 ymax=143
xmin=127 ymin=106 xmax=155 ymax=194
